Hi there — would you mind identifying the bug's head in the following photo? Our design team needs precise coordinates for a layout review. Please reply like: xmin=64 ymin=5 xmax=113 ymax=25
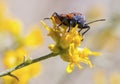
xmin=77 ymin=19 xmax=86 ymax=28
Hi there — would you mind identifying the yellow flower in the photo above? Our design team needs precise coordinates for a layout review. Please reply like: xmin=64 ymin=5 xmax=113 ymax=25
xmin=41 ymin=17 xmax=100 ymax=73
xmin=0 ymin=1 xmax=22 ymax=36
xmin=3 ymin=47 xmax=41 ymax=84
xmin=48 ymin=44 xmax=60 ymax=53
xmin=3 ymin=47 xmax=27 ymax=68
xmin=24 ymin=26 xmax=43 ymax=48
xmin=1 ymin=18 xmax=22 ymax=36
xmin=41 ymin=21 xmax=60 ymax=43
xmin=0 ymin=1 xmax=42 ymax=83
xmin=41 ymin=21 xmax=82 ymax=49
xmin=61 ymin=44 xmax=100 ymax=73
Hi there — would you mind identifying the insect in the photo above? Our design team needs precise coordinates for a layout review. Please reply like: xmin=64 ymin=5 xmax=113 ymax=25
xmin=44 ymin=12 xmax=105 ymax=36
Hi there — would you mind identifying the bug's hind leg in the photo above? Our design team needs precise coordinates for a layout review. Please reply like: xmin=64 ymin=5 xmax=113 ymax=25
xmin=67 ymin=20 xmax=76 ymax=32
xmin=44 ymin=12 xmax=58 ymax=20
xmin=52 ymin=12 xmax=57 ymax=16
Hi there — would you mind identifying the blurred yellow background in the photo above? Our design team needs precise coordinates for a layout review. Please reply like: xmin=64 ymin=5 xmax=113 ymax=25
xmin=0 ymin=0 xmax=120 ymax=84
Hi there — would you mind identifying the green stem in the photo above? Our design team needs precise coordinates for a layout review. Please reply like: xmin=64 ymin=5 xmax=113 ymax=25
xmin=0 ymin=52 xmax=59 ymax=77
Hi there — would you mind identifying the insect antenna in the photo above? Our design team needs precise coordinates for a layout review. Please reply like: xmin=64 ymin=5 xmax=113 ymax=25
xmin=44 ymin=17 xmax=51 ymax=20
xmin=86 ymin=19 xmax=105 ymax=25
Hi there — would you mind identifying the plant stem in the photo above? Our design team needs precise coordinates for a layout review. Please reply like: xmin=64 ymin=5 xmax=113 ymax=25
xmin=0 ymin=52 xmax=59 ymax=78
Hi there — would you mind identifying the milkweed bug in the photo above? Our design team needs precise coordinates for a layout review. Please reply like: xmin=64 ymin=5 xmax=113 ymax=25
xmin=44 ymin=12 xmax=105 ymax=36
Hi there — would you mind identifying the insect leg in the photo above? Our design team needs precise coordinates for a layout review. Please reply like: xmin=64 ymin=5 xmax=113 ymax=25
xmin=78 ymin=28 xmax=84 ymax=41
xmin=52 ymin=12 xmax=57 ymax=15
xmin=52 ymin=12 xmax=59 ymax=17
xmin=44 ymin=17 xmax=51 ymax=20
xmin=68 ymin=20 xmax=76 ymax=32
xmin=44 ymin=12 xmax=58 ymax=20
xmin=82 ymin=26 xmax=90 ymax=36
xmin=57 ymin=23 xmax=63 ymax=28
xmin=78 ymin=28 xmax=82 ymax=34
xmin=67 ymin=24 xmax=71 ymax=32
xmin=57 ymin=18 xmax=67 ymax=28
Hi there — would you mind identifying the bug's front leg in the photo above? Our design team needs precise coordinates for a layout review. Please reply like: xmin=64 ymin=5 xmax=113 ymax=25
xmin=82 ymin=26 xmax=90 ymax=36
xmin=67 ymin=24 xmax=71 ymax=32
xmin=68 ymin=20 xmax=77 ymax=32
xmin=78 ymin=28 xmax=82 ymax=34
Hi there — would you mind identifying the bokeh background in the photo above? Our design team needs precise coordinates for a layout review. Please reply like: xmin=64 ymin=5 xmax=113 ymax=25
xmin=0 ymin=0 xmax=120 ymax=84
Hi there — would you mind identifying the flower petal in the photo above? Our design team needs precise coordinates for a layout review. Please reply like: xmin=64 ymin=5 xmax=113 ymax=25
xmin=66 ymin=63 xmax=74 ymax=73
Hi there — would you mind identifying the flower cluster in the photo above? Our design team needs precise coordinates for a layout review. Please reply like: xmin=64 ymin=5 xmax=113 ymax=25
xmin=41 ymin=16 xmax=100 ymax=73
xmin=0 ymin=1 xmax=43 ymax=84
